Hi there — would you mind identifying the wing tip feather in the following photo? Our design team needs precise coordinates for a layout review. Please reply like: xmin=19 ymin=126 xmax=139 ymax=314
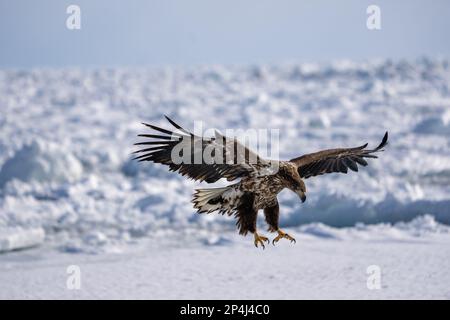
xmin=375 ymin=131 xmax=388 ymax=150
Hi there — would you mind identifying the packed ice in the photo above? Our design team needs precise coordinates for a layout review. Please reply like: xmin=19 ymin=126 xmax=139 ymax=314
xmin=1 ymin=58 xmax=450 ymax=253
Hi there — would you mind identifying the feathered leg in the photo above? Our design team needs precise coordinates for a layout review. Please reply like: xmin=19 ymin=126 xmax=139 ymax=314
xmin=264 ymin=201 xmax=296 ymax=245
xmin=236 ymin=192 xmax=269 ymax=249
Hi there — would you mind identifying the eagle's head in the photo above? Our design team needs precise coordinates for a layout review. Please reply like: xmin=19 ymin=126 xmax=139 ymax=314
xmin=280 ymin=165 xmax=307 ymax=203
xmin=294 ymin=179 xmax=307 ymax=203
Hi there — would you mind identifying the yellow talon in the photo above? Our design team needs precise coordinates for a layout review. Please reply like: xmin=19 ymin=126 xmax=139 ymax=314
xmin=254 ymin=232 xmax=269 ymax=249
xmin=272 ymin=229 xmax=296 ymax=245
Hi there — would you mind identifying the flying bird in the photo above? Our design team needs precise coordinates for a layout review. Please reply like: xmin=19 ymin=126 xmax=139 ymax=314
xmin=134 ymin=116 xmax=388 ymax=249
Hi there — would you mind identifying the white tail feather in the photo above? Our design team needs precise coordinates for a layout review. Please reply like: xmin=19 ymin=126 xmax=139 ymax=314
xmin=192 ymin=185 xmax=241 ymax=214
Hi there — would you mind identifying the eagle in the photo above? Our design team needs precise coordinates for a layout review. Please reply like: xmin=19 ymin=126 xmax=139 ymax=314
xmin=134 ymin=116 xmax=388 ymax=249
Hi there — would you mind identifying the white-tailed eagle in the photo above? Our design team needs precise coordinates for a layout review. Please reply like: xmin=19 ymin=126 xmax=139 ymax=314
xmin=134 ymin=116 xmax=388 ymax=249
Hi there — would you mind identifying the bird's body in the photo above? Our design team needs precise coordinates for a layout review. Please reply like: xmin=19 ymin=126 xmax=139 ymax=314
xmin=241 ymin=161 xmax=304 ymax=209
xmin=242 ymin=174 xmax=283 ymax=210
xmin=239 ymin=162 xmax=293 ymax=209
xmin=134 ymin=116 xmax=388 ymax=248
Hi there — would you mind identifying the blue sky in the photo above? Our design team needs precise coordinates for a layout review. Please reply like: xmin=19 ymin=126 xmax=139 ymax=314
xmin=0 ymin=0 xmax=449 ymax=68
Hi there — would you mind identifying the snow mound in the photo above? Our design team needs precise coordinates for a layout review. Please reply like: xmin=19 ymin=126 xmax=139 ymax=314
xmin=297 ymin=215 xmax=450 ymax=241
xmin=279 ymin=192 xmax=450 ymax=227
xmin=395 ymin=214 xmax=450 ymax=236
xmin=0 ymin=140 xmax=83 ymax=188
xmin=413 ymin=104 xmax=450 ymax=135
xmin=0 ymin=227 xmax=45 ymax=252
xmin=414 ymin=116 xmax=450 ymax=135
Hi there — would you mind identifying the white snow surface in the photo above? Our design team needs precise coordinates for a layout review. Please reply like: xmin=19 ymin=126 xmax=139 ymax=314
xmin=0 ymin=217 xmax=449 ymax=299
xmin=0 ymin=59 xmax=449 ymax=299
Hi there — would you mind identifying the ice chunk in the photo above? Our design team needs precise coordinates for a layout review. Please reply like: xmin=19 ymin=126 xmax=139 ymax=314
xmin=0 ymin=140 xmax=83 ymax=188
xmin=0 ymin=227 xmax=46 ymax=252
xmin=413 ymin=110 xmax=450 ymax=135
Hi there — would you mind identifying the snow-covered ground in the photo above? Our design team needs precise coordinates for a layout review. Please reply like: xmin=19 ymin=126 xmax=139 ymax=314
xmin=0 ymin=58 xmax=449 ymax=299
xmin=1 ymin=216 xmax=449 ymax=299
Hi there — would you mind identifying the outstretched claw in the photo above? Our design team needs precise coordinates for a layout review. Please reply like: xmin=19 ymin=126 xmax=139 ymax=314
xmin=254 ymin=232 xmax=269 ymax=249
xmin=272 ymin=229 xmax=296 ymax=245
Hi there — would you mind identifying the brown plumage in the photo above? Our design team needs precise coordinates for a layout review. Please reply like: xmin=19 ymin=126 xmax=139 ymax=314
xmin=134 ymin=116 xmax=388 ymax=248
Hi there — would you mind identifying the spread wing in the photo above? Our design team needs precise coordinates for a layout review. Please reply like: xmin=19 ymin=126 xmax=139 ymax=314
xmin=290 ymin=132 xmax=388 ymax=179
xmin=133 ymin=116 xmax=272 ymax=183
